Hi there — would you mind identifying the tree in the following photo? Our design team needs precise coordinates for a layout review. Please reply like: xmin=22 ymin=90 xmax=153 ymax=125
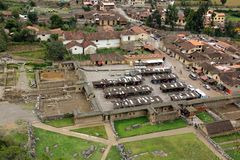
xmin=12 ymin=9 xmax=19 ymax=19
xmin=0 ymin=1 xmax=7 ymax=10
xmin=225 ymin=21 xmax=236 ymax=38
xmin=5 ymin=19 xmax=21 ymax=32
xmin=28 ymin=12 xmax=38 ymax=24
xmin=50 ymin=34 xmax=59 ymax=41
xmin=146 ymin=14 xmax=153 ymax=27
xmin=0 ymin=28 xmax=8 ymax=52
xmin=46 ymin=41 xmax=67 ymax=61
xmin=153 ymin=10 xmax=161 ymax=29
xmin=221 ymin=0 xmax=227 ymax=5
xmin=165 ymin=4 xmax=178 ymax=30
xmin=185 ymin=3 xmax=209 ymax=33
xmin=12 ymin=29 xmax=36 ymax=42
xmin=29 ymin=0 xmax=36 ymax=7
xmin=50 ymin=14 xmax=63 ymax=29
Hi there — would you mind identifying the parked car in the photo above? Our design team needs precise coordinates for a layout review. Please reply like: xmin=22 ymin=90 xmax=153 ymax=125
xmin=189 ymin=73 xmax=198 ymax=80
xmin=203 ymin=84 xmax=211 ymax=90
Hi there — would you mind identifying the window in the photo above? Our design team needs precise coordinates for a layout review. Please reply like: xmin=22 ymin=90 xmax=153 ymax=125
xmin=75 ymin=48 xmax=77 ymax=50
xmin=96 ymin=40 xmax=98 ymax=42
xmin=128 ymin=36 xmax=130 ymax=41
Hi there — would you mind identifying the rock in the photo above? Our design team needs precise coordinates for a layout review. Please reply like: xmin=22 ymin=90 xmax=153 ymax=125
xmin=73 ymin=153 xmax=78 ymax=157
xmin=53 ymin=144 xmax=58 ymax=148
xmin=45 ymin=147 xmax=50 ymax=153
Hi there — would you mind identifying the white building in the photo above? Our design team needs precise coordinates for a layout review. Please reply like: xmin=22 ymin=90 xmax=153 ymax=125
xmin=37 ymin=28 xmax=63 ymax=41
xmin=66 ymin=41 xmax=84 ymax=54
xmin=63 ymin=31 xmax=85 ymax=45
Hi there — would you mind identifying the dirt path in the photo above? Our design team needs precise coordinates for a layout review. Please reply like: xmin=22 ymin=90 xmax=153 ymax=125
xmin=101 ymin=145 xmax=112 ymax=160
xmin=15 ymin=64 xmax=31 ymax=91
xmin=194 ymin=131 xmax=227 ymax=160
xmin=32 ymin=122 xmax=111 ymax=145
xmin=118 ymin=127 xmax=194 ymax=143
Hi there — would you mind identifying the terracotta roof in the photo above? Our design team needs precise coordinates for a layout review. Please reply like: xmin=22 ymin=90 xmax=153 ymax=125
xmin=219 ymin=71 xmax=240 ymax=87
xmin=124 ymin=53 xmax=163 ymax=60
xmin=64 ymin=31 xmax=85 ymax=40
xmin=200 ymin=62 xmax=220 ymax=74
xmin=130 ymin=26 xmax=147 ymax=34
xmin=85 ymin=31 xmax=121 ymax=41
xmin=90 ymin=53 xmax=124 ymax=62
xmin=26 ymin=26 xmax=40 ymax=32
xmin=38 ymin=28 xmax=63 ymax=35
xmin=81 ymin=40 xmax=96 ymax=48
xmin=65 ymin=41 xmax=82 ymax=49
xmin=143 ymin=44 xmax=155 ymax=51
xmin=121 ymin=30 xmax=137 ymax=36
xmin=205 ymin=120 xmax=234 ymax=136
xmin=188 ymin=40 xmax=204 ymax=46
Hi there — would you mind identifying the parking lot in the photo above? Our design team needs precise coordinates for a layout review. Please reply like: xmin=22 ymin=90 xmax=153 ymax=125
xmin=81 ymin=56 xmax=222 ymax=112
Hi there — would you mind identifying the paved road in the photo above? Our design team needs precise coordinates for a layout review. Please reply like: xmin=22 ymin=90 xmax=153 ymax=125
xmin=0 ymin=101 xmax=37 ymax=125
xmin=161 ymin=51 xmax=222 ymax=97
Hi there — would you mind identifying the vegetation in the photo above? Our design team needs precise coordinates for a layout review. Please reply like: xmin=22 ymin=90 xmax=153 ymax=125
xmin=185 ymin=3 xmax=209 ymax=33
xmin=0 ymin=124 xmax=30 ymax=160
xmin=123 ymin=133 xmax=218 ymax=160
xmin=226 ymin=150 xmax=240 ymax=160
xmin=34 ymin=127 xmax=106 ymax=160
xmin=27 ymin=12 xmax=38 ymax=24
xmin=146 ymin=10 xmax=161 ymax=29
xmin=82 ymin=25 xmax=97 ymax=33
xmin=44 ymin=117 xmax=74 ymax=128
xmin=97 ymin=48 xmax=127 ymax=55
xmin=196 ymin=112 xmax=215 ymax=123
xmin=0 ymin=28 xmax=8 ymax=51
xmin=106 ymin=146 xmax=121 ymax=160
xmin=165 ymin=4 xmax=178 ymax=30
xmin=72 ymin=126 xmax=108 ymax=139
xmin=65 ymin=54 xmax=90 ymax=61
xmin=46 ymin=41 xmax=67 ymax=61
xmin=12 ymin=29 xmax=36 ymax=42
xmin=12 ymin=49 xmax=46 ymax=60
xmin=212 ymin=132 xmax=240 ymax=143
xmin=114 ymin=116 xmax=187 ymax=138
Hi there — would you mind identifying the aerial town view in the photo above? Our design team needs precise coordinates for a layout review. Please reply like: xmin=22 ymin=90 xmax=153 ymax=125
xmin=0 ymin=0 xmax=240 ymax=159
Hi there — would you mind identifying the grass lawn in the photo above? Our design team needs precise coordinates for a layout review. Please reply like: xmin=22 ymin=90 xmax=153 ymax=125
xmin=34 ymin=127 xmax=105 ymax=160
xmin=44 ymin=117 xmax=74 ymax=128
xmin=71 ymin=125 xmax=108 ymax=139
xmin=114 ymin=116 xmax=187 ymax=138
xmin=225 ymin=150 xmax=240 ymax=160
xmin=12 ymin=49 xmax=46 ymax=60
xmin=68 ymin=54 xmax=91 ymax=61
xmin=212 ymin=132 xmax=240 ymax=143
xmin=226 ymin=15 xmax=240 ymax=22
xmin=124 ymin=133 xmax=218 ymax=160
xmin=211 ymin=0 xmax=240 ymax=7
xmin=196 ymin=112 xmax=215 ymax=123
xmin=106 ymin=146 xmax=121 ymax=160
xmin=97 ymin=48 xmax=127 ymax=55
xmin=220 ymin=142 xmax=239 ymax=150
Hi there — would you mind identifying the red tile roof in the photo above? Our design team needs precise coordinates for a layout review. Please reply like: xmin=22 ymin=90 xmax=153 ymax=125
xmin=124 ymin=53 xmax=163 ymax=60
xmin=130 ymin=26 xmax=147 ymax=34
xmin=65 ymin=41 xmax=82 ymax=49
xmin=81 ymin=40 xmax=96 ymax=48
xmin=64 ymin=31 xmax=85 ymax=40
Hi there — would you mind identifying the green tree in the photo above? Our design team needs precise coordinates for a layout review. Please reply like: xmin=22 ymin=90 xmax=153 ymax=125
xmin=153 ymin=10 xmax=161 ymax=29
xmin=12 ymin=29 xmax=36 ymax=42
xmin=12 ymin=9 xmax=19 ymax=19
xmin=46 ymin=41 xmax=67 ymax=61
xmin=221 ymin=0 xmax=227 ymax=5
xmin=165 ymin=4 xmax=178 ymax=30
xmin=28 ymin=12 xmax=38 ymax=24
xmin=225 ymin=21 xmax=236 ymax=38
xmin=0 ymin=1 xmax=7 ymax=10
xmin=50 ymin=34 xmax=59 ymax=41
xmin=5 ymin=19 xmax=21 ymax=32
xmin=146 ymin=14 xmax=153 ymax=27
xmin=0 ymin=28 xmax=8 ymax=52
xmin=50 ymin=14 xmax=63 ymax=29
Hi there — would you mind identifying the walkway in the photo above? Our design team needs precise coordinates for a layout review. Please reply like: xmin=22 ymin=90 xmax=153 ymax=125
xmin=15 ymin=64 xmax=31 ymax=91
xmin=33 ymin=122 xmax=227 ymax=160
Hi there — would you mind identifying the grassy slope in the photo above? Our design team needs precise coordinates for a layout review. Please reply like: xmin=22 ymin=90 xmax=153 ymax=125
xmin=124 ymin=133 xmax=219 ymax=160
xmin=106 ymin=146 xmax=122 ymax=160
xmin=44 ymin=117 xmax=74 ymax=128
xmin=71 ymin=126 xmax=108 ymax=139
xmin=212 ymin=132 xmax=240 ymax=143
xmin=196 ymin=112 xmax=214 ymax=123
xmin=34 ymin=127 xmax=106 ymax=160
xmin=114 ymin=116 xmax=187 ymax=138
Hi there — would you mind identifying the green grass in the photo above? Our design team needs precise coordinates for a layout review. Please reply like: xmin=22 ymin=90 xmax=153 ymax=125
xmin=3 ymin=130 xmax=28 ymax=146
xmin=34 ymin=127 xmax=105 ymax=160
xmin=97 ymin=48 xmax=127 ymax=55
xmin=123 ymin=133 xmax=218 ymax=160
xmin=114 ymin=116 xmax=187 ymax=138
xmin=82 ymin=25 xmax=97 ymax=34
xmin=71 ymin=126 xmax=108 ymax=139
xmin=226 ymin=150 xmax=240 ymax=160
xmin=220 ymin=142 xmax=239 ymax=149
xmin=12 ymin=49 xmax=46 ymax=60
xmin=212 ymin=132 xmax=240 ymax=143
xmin=226 ymin=15 xmax=240 ymax=22
xmin=196 ymin=112 xmax=215 ymax=123
xmin=67 ymin=54 xmax=90 ymax=61
xmin=44 ymin=117 xmax=74 ymax=128
xmin=106 ymin=146 xmax=121 ymax=160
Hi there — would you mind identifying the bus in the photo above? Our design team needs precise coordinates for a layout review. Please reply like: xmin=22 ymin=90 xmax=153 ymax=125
xmin=195 ymin=89 xmax=208 ymax=99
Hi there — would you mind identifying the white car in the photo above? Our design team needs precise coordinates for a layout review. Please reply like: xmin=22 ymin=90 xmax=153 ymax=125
xmin=203 ymin=84 xmax=211 ymax=90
